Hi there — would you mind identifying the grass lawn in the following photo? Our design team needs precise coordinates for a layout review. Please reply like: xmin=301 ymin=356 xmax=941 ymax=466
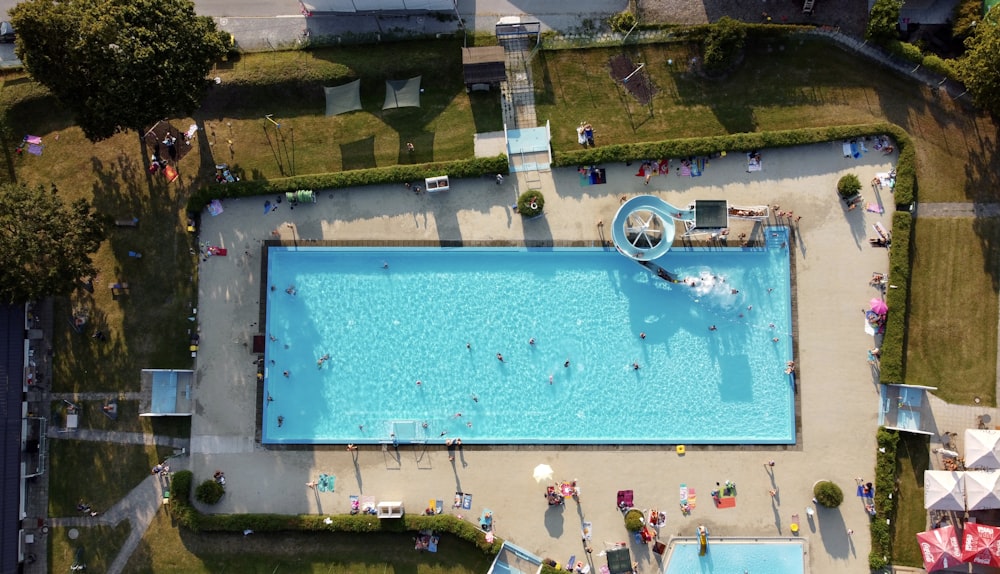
xmin=905 ymin=217 xmax=1000 ymax=405
xmin=892 ymin=432 xmax=931 ymax=568
xmin=48 ymin=439 xmax=170 ymax=517
xmin=124 ymin=507 xmax=496 ymax=574
xmin=49 ymin=523 xmax=131 ymax=574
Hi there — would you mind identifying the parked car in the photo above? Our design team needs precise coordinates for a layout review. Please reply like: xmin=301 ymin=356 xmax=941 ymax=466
xmin=0 ymin=22 xmax=15 ymax=43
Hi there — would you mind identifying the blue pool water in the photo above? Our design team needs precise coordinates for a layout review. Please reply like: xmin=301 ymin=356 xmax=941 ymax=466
xmin=262 ymin=240 xmax=794 ymax=444
xmin=665 ymin=540 xmax=805 ymax=574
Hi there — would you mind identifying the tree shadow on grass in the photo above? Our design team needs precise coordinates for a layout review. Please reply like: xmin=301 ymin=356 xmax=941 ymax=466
xmin=340 ymin=135 xmax=378 ymax=171
xmin=468 ymin=91 xmax=503 ymax=134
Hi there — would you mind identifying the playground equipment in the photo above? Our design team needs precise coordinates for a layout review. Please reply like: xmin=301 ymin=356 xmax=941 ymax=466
xmin=698 ymin=525 xmax=709 ymax=556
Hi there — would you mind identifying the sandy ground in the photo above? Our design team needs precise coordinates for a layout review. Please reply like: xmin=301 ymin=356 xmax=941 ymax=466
xmin=188 ymin=140 xmax=896 ymax=573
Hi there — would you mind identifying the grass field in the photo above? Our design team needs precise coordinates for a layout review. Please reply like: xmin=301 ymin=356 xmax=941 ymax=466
xmin=906 ymin=217 xmax=1000 ymax=404
xmin=49 ymin=523 xmax=131 ymax=574
xmin=892 ymin=432 xmax=931 ymax=567
xmin=124 ymin=507 xmax=495 ymax=574
xmin=48 ymin=439 xmax=170 ymax=517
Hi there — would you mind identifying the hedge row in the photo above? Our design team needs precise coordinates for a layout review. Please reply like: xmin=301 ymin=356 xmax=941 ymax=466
xmin=553 ymin=123 xmax=915 ymax=207
xmin=879 ymin=211 xmax=912 ymax=384
xmin=168 ymin=471 xmax=503 ymax=554
xmin=869 ymin=427 xmax=901 ymax=571
xmin=884 ymin=40 xmax=957 ymax=81
xmin=187 ymin=155 xmax=509 ymax=212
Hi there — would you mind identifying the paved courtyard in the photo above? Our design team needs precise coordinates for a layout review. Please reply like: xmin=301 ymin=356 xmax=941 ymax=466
xmin=189 ymin=141 xmax=896 ymax=573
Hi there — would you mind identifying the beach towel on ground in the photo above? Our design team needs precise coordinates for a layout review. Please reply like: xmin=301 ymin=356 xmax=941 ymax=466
xmin=264 ymin=200 xmax=272 ymax=214
xmin=680 ymin=163 xmax=692 ymax=177
xmin=866 ymin=202 xmax=883 ymax=214
xmin=350 ymin=495 xmax=360 ymax=512
xmin=24 ymin=135 xmax=42 ymax=145
xmin=428 ymin=535 xmax=439 ymax=552
xmin=361 ymin=495 xmax=375 ymax=512
xmin=688 ymin=487 xmax=697 ymax=509
xmin=454 ymin=492 xmax=463 ymax=507
xmin=208 ymin=200 xmax=224 ymax=216
xmin=716 ymin=497 xmax=736 ymax=508
xmin=435 ymin=499 xmax=444 ymax=514
xmin=582 ymin=521 xmax=593 ymax=540
xmin=462 ymin=493 xmax=473 ymax=510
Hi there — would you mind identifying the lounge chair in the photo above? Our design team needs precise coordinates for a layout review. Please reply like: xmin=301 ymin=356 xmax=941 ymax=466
xmin=616 ymin=489 xmax=634 ymax=511
xmin=790 ymin=513 xmax=800 ymax=534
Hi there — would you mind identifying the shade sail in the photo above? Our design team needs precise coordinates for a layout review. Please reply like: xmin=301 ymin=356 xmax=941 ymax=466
xmin=383 ymin=76 xmax=422 ymax=110
xmin=967 ymin=429 xmax=1000 ymax=469
xmin=966 ymin=471 xmax=1000 ymax=510
xmin=917 ymin=525 xmax=961 ymax=572
xmin=924 ymin=471 xmax=965 ymax=510
xmin=324 ymin=80 xmax=362 ymax=116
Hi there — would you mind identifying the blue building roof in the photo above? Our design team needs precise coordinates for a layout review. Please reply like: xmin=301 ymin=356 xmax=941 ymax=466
xmin=0 ymin=304 xmax=25 ymax=574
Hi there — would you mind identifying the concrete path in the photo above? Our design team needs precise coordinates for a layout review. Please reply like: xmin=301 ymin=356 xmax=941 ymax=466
xmin=51 ymin=392 xmax=141 ymax=401
xmin=46 ymin=428 xmax=190 ymax=449
xmin=913 ymin=203 xmax=1000 ymax=218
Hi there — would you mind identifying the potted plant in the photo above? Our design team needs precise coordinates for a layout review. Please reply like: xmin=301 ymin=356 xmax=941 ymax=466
xmin=813 ymin=480 xmax=844 ymax=508
xmin=624 ymin=508 xmax=644 ymax=532
xmin=517 ymin=190 xmax=545 ymax=219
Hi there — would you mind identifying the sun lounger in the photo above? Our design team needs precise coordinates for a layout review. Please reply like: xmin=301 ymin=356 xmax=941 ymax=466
xmin=873 ymin=222 xmax=890 ymax=241
xmin=462 ymin=493 xmax=473 ymax=510
xmin=454 ymin=491 xmax=463 ymax=508
xmin=435 ymin=499 xmax=443 ymax=514
xmin=790 ymin=513 xmax=800 ymax=534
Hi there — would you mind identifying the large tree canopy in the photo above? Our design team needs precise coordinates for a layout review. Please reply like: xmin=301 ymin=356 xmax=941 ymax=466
xmin=956 ymin=11 xmax=1000 ymax=118
xmin=0 ymin=183 xmax=105 ymax=303
xmin=10 ymin=0 xmax=229 ymax=141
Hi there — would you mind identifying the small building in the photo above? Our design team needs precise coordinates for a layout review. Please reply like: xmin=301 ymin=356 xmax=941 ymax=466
xmin=140 ymin=369 xmax=194 ymax=416
xmin=461 ymin=46 xmax=506 ymax=92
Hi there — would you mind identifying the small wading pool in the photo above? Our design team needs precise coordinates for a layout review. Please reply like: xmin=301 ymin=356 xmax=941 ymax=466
xmin=262 ymin=240 xmax=794 ymax=444
xmin=664 ymin=538 xmax=806 ymax=574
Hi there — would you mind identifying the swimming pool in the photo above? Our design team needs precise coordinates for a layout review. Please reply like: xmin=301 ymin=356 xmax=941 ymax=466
xmin=664 ymin=538 xmax=805 ymax=574
xmin=262 ymin=239 xmax=794 ymax=444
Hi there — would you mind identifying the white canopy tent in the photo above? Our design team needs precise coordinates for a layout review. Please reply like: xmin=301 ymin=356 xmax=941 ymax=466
xmin=966 ymin=471 xmax=1000 ymax=511
xmin=924 ymin=471 xmax=966 ymax=511
xmin=966 ymin=429 xmax=1000 ymax=469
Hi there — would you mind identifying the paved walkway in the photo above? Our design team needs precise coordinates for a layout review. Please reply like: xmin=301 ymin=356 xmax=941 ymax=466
xmin=46 ymin=427 xmax=189 ymax=449
xmin=913 ymin=202 xmax=1000 ymax=218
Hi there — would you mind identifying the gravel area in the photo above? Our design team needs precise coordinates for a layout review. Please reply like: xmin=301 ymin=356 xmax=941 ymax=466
xmin=638 ymin=0 xmax=872 ymax=38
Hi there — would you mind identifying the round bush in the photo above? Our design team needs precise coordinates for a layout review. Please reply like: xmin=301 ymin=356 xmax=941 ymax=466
xmin=196 ymin=479 xmax=226 ymax=505
xmin=624 ymin=508 xmax=644 ymax=532
xmin=813 ymin=481 xmax=844 ymax=508
xmin=517 ymin=190 xmax=545 ymax=218
xmin=837 ymin=173 xmax=862 ymax=198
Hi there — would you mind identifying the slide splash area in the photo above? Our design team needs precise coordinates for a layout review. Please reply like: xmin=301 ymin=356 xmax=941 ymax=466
xmin=611 ymin=195 xmax=693 ymax=262
xmin=698 ymin=525 xmax=708 ymax=556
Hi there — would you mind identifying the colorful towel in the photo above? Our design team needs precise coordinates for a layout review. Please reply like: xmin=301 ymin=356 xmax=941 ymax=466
xmin=688 ymin=487 xmax=697 ymax=509
xmin=361 ymin=495 xmax=375 ymax=512
xmin=350 ymin=495 xmax=360 ymax=512
xmin=582 ymin=521 xmax=593 ymax=540
xmin=435 ymin=499 xmax=444 ymax=514
xmin=207 ymin=200 xmax=224 ymax=217
xmin=680 ymin=483 xmax=688 ymax=504
xmin=462 ymin=493 xmax=473 ymax=510
xmin=428 ymin=535 xmax=439 ymax=552
xmin=27 ymin=144 xmax=43 ymax=156
xmin=164 ymin=164 xmax=179 ymax=183
xmin=866 ymin=202 xmax=883 ymax=214
xmin=716 ymin=497 xmax=736 ymax=509
xmin=680 ymin=163 xmax=692 ymax=177
xmin=24 ymin=135 xmax=42 ymax=145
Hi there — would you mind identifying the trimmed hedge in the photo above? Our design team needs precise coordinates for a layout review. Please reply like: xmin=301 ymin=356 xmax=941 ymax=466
xmin=517 ymin=190 xmax=545 ymax=218
xmin=168 ymin=471 xmax=502 ymax=555
xmin=879 ymin=211 xmax=911 ymax=384
xmin=870 ymin=427 xmax=900 ymax=570
xmin=187 ymin=155 xmax=509 ymax=212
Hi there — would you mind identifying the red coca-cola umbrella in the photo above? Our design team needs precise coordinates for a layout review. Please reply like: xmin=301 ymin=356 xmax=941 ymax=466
xmin=961 ymin=522 xmax=1000 ymax=567
xmin=916 ymin=525 xmax=961 ymax=572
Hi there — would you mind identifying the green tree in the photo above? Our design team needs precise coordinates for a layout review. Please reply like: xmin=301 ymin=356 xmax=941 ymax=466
xmin=866 ymin=0 xmax=903 ymax=43
xmin=10 ymin=0 xmax=230 ymax=142
xmin=0 ymin=183 xmax=104 ymax=303
xmin=956 ymin=11 xmax=1000 ymax=118
xmin=702 ymin=16 xmax=747 ymax=75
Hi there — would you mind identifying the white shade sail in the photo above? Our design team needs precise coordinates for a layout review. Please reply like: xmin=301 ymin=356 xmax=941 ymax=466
xmin=924 ymin=470 xmax=965 ymax=510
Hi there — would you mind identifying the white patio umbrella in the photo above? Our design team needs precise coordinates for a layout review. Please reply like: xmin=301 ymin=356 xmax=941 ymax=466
xmin=966 ymin=471 xmax=1000 ymax=510
xmin=924 ymin=470 xmax=965 ymax=511
xmin=966 ymin=429 xmax=1000 ymax=469
xmin=533 ymin=463 xmax=554 ymax=483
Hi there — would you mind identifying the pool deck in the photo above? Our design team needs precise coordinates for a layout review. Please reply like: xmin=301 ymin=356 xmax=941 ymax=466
xmin=191 ymin=141 xmax=895 ymax=573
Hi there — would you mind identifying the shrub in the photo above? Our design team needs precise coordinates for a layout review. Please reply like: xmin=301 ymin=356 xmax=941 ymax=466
xmin=702 ymin=16 xmax=747 ymax=74
xmin=517 ymin=190 xmax=545 ymax=218
xmin=813 ymin=481 xmax=844 ymax=508
xmin=837 ymin=173 xmax=862 ymax=198
xmin=608 ymin=11 xmax=636 ymax=34
xmin=196 ymin=479 xmax=226 ymax=505
xmin=870 ymin=427 xmax=900 ymax=567
xmin=168 ymin=470 xmax=202 ymax=531
xmin=624 ymin=509 xmax=644 ymax=532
